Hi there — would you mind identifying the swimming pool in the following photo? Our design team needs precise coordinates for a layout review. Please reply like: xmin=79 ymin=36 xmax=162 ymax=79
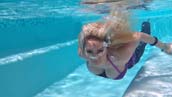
xmin=0 ymin=0 xmax=172 ymax=97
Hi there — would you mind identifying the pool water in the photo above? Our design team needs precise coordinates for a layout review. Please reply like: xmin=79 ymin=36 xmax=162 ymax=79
xmin=35 ymin=0 xmax=172 ymax=97
xmin=0 ymin=0 xmax=172 ymax=97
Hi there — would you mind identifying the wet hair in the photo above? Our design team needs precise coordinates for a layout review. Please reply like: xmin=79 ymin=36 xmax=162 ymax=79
xmin=83 ymin=22 xmax=106 ymax=40
xmin=79 ymin=22 xmax=106 ymax=53
xmin=78 ymin=10 xmax=135 ymax=56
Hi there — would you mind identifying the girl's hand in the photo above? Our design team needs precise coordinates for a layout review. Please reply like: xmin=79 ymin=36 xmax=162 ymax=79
xmin=162 ymin=43 xmax=172 ymax=55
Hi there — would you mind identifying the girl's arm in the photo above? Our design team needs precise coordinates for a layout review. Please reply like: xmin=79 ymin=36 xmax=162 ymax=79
xmin=110 ymin=32 xmax=138 ymax=45
xmin=134 ymin=32 xmax=172 ymax=54
xmin=109 ymin=32 xmax=172 ymax=54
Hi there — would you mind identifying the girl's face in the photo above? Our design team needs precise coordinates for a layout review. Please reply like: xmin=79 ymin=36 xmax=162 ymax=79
xmin=85 ymin=39 xmax=107 ymax=61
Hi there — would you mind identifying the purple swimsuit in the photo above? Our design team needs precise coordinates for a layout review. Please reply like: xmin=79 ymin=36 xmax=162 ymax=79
xmin=98 ymin=54 xmax=136 ymax=80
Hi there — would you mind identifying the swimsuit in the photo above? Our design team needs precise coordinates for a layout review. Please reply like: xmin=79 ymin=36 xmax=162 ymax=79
xmin=97 ymin=54 xmax=136 ymax=80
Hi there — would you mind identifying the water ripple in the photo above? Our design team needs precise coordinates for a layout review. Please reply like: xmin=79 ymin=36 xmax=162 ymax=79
xmin=0 ymin=40 xmax=77 ymax=65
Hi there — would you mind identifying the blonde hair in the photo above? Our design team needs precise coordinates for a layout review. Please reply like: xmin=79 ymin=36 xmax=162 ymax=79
xmin=83 ymin=22 xmax=106 ymax=40
xmin=78 ymin=22 xmax=106 ymax=51
xmin=78 ymin=10 xmax=136 ymax=54
xmin=104 ymin=10 xmax=136 ymax=46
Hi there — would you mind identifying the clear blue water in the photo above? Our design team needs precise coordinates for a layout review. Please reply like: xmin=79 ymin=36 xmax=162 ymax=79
xmin=35 ymin=0 xmax=172 ymax=97
xmin=0 ymin=0 xmax=172 ymax=97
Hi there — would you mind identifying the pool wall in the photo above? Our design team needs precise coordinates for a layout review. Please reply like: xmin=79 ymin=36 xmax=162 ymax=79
xmin=0 ymin=16 xmax=81 ymax=58
xmin=0 ymin=16 xmax=84 ymax=97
